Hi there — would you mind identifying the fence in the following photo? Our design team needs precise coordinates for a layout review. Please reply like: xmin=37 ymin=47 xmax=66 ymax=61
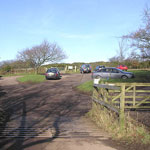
xmin=93 ymin=82 xmax=150 ymax=128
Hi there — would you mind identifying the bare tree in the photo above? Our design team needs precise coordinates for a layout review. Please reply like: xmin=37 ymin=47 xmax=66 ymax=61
xmin=17 ymin=40 xmax=67 ymax=73
xmin=109 ymin=38 xmax=128 ymax=63
xmin=109 ymin=56 xmax=119 ymax=63
xmin=123 ymin=6 xmax=150 ymax=60
xmin=117 ymin=38 xmax=128 ymax=62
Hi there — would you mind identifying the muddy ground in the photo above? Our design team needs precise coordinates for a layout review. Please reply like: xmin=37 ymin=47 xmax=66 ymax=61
xmin=0 ymin=74 xmax=150 ymax=150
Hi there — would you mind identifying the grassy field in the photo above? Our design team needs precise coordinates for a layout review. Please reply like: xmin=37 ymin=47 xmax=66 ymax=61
xmin=77 ymin=70 xmax=150 ymax=93
xmin=17 ymin=74 xmax=46 ymax=83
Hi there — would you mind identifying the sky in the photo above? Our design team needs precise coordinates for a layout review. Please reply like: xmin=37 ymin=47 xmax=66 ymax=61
xmin=0 ymin=0 xmax=150 ymax=63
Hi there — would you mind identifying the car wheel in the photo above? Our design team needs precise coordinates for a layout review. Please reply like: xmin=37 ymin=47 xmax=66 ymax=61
xmin=121 ymin=75 xmax=128 ymax=79
xmin=45 ymin=76 xmax=49 ymax=80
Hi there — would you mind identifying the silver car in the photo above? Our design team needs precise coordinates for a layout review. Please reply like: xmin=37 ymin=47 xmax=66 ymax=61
xmin=92 ymin=67 xmax=134 ymax=79
xmin=45 ymin=68 xmax=61 ymax=80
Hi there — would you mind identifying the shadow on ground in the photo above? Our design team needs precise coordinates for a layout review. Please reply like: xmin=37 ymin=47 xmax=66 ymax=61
xmin=0 ymin=81 xmax=91 ymax=150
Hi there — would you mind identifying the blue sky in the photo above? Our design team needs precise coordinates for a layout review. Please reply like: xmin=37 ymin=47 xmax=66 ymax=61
xmin=0 ymin=0 xmax=150 ymax=63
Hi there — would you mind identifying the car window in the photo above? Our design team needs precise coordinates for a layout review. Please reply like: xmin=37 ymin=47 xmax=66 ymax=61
xmin=85 ymin=64 xmax=90 ymax=67
xmin=105 ymin=68 xmax=112 ymax=72
xmin=111 ymin=69 xmax=119 ymax=73
xmin=47 ymin=68 xmax=57 ymax=73
xmin=96 ymin=66 xmax=99 ymax=69
xmin=101 ymin=69 xmax=106 ymax=72
xmin=47 ymin=69 xmax=51 ymax=73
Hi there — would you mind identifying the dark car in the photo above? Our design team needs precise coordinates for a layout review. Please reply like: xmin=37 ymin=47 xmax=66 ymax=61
xmin=117 ymin=65 xmax=128 ymax=71
xmin=45 ymin=68 xmax=61 ymax=80
xmin=80 ymin=64 xmax=92 ymax=74
xmin=95 ymin=65 xmax=105 ymax=71
xmin=92 ymin=67 xmax=134 ymax=79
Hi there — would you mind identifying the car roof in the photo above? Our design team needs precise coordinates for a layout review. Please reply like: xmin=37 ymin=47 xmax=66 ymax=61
xmin=102 ymin=67 xmax=116 ymax=69
xmin=96 ymin=65 xmax=105 ymax=67
xmin=48 ymin=67 xmax=59 ymax=70
xmin=118 ymin=65 xmax=126 ymax=66
xmin=102 ymin=67 xmax=123 ymax=71
xmin=50 ymin=67 xmax=58 ymax=69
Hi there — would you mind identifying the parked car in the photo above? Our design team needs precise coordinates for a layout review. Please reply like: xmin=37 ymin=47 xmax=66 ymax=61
xmin=80 ymin=64 xmax=92 ymax=73
xmin=45 ymin=68 xmax=61 ymax=80
xmin=95 ymin=65 xmax=105 ymax=71
xmin=92 ymin=67 xmax=134 ymax=79
xmin=117 ymin=65 xmax=128 ymax=71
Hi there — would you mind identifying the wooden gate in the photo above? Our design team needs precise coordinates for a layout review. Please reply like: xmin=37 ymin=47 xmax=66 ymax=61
xmin=93 ymin=82 xmax=150 ymax=128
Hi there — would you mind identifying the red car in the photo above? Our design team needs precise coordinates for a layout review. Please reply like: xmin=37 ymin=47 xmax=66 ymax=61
xmin=117 ymin=65 xmax=128 ymax=71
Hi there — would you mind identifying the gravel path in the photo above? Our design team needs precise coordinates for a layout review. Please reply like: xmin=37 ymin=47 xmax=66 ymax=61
xmin=0 ymin=76 xmax=20 ymax=86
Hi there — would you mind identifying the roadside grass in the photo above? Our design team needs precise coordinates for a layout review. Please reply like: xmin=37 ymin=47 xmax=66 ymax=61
xmin=77 ymin=80 xmax=93 ymax=93
xmin=87 ymin=102 xmax=150 ymax=145
xmin=17 ymin=74 xmax=46 ymax=83
xmin=2 ymin=72 xmax=35 ymax=77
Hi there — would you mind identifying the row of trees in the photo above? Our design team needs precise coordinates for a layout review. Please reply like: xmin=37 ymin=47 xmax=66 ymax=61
xmin=109 ymin=6 xmax=150 ymax=68
xmin=0 ymin=40 xmax=67 ymax=74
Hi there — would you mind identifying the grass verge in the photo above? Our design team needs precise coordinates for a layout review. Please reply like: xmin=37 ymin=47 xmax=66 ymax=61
xmin=17 ymin=74 xmax=46 ymax=83
xmin=2 ymin=72 xmax=35 ymax=77
xmin=87 ymin=102 xmax=150 ymax=146
xmin=77 ymin=80 xmax=93 ymax=94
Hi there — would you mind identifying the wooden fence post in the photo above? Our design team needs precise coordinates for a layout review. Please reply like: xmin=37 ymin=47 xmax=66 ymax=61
xmin=133 ymin=85 xmax=136 ymax=106
xmin=119 ymin=84 xmax=125 ymax=129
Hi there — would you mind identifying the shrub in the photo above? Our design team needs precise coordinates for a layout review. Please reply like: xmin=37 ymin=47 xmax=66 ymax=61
xmin=87 ymin=102 xmax=150 ymax=145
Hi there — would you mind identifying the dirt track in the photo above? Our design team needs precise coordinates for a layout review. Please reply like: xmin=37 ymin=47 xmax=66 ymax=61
xmin=0 ymin=74 xmax=132 ymax=150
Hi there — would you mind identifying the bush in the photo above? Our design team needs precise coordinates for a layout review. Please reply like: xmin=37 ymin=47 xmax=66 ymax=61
xmin=0 ymin=65 xmax=12 ymax=74
xmin=88 ymin=102 xmax=150 ymax=145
